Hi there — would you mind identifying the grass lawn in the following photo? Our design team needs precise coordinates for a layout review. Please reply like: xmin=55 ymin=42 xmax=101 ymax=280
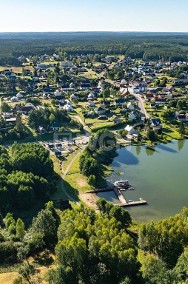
xmin=64 ymin=152 xmax=91 ymax=198
xmin=50 ymin=154 xmax=67 ymax=200
xmin=85 ymin=115 xmax=115 ymax=131
xmin=0 ymin=66 xmax=34 ymax=72
xmin=75 ymin=107 xmax=85 ymax=122
xmin=43 ymin=61 xmax=59 ymax=65
xmin=90 ymin=121 xmax=115 ymax=132
xmin=0 ymin=272 xmax=18 ymax=284
xmin=162 ymin=123 xmax=181 ymax=140
xmin=81 ymin=70 xmax=98 ymax=79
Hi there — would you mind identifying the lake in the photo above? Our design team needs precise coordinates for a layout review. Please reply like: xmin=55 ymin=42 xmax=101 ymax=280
xmin=99 ymin=140 xmax=188 ymax=223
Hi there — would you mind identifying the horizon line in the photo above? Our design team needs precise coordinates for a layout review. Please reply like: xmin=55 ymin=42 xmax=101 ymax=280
xmin=0 ymin=30 xmax=188 ymax=34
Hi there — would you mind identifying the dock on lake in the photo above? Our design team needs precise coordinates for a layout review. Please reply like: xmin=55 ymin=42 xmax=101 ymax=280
xmin=114 ymin=199 xmax=147 ymax=207
xmin=86 ymin=187 xmax=114 ymax=193
xmin=86 ymin=184 xmax=147 ymax=207
xmin=114 ymin=187 xmax=127 ymax=203
xmin=114 ymin=187 xmax=147 ymax=207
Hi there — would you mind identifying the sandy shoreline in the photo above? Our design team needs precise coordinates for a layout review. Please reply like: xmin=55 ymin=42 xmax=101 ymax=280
xmin=79 ymin=192 xmax=99 ymax=210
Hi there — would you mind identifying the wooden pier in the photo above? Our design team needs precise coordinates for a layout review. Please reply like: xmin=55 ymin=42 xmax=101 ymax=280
xmin=86 ymin=184 xmax=134 ymax=194
xmin=86 ymin=187 xmax=114 ymax=193
xmin=118 ymin=186 xmax=135 ymax=191
xmin=114 ymin=200 xmax=147 ymax=207
xmin=114 ymin=187 xmax=147 ymax=207
xmin=114 ymin=187 xmax=127 ymax=204
xmin=86 ymin=183 xmax=147 ymax=207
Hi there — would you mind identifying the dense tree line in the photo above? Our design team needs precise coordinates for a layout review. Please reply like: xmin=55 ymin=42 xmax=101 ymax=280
xmin=0 ymin=33 xmax=188 ymax=65
xmin=0 ymin=201 xmax=59 ymax=266
xmin=0 ymin=143 xmax=55 ymax=210
xmin=0 ymin=113 xmax=30 ymax=142
xmin=44 ymin=205 xmax=188 ymax=284
xmin=47 ymin=204 xmax=140 ymax=284
xmin=28 ymin=107 xmax=70 ymax=131
xmin=79 ymin=129 xmax=116 ymax=186
xmin=0 ymin=197 xmax=188 ymax=283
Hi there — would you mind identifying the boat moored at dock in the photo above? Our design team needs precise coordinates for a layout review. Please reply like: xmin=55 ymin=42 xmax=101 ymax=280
xmin=114 ymin=180 xmax=130 ymax=188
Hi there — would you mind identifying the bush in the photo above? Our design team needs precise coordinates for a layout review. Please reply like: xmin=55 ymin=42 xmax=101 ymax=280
xmin=88 ymin=175 xmax=96 ymax=187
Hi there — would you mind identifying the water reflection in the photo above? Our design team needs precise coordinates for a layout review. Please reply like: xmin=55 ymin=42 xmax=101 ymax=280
xmin=106 ymin=140 xmax=188 ymax=222
xmin=177 ymin=139 xmax=185 ymax=152
xmin=157 ymin=143 xmax=177 ymax=153
xmin=135 ymin=146 xmax=141 ymax=156
xmin=145 ymin=147 xmax=155 ymax=156
xmin=113 ymin=147 xmax=139 ymax=166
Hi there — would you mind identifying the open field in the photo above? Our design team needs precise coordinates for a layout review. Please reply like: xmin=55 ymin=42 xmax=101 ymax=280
xmin=0 ymin=66 xmax=34 ymax=72
xmin=0 ymin=272 xmax=19 ymax=284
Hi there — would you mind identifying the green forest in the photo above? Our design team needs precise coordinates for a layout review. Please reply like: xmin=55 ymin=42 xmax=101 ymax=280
xmin=0 ymin=143 xmax=56 ymax=211
xmin=0 ymin=141 xmax=188 ymax=283
xmin=1 ymin=199 xmax=188 ymax=284
xmin=0 ymin=32 xmax=188 ymax=65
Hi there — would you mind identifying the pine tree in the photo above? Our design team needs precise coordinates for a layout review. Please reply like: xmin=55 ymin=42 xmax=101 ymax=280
xmin=16 ymin=218 xmax=25 ymax=240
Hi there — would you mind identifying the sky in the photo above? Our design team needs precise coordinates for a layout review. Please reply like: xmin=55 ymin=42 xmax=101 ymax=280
xmin=0 ymin=0 xmax=188 ymax=33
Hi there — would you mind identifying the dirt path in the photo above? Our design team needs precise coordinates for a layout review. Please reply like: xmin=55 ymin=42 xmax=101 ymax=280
xmin=72 ymin=114 xmax=91 ymax=136
xmin=60 ymin=145 xmax=99 ymax=209
xmin=61 ymin=150 xmax=81 ymax=204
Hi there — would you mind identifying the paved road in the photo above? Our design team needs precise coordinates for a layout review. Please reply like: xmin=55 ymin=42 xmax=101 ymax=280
xmin=122 ymin=87 xmax=150 ymax=119
xmin=96 ymin=70 xmax=149 ymax=119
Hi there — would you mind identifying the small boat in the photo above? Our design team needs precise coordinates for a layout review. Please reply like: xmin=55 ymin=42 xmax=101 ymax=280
xmin=114 ymin=180 xmax=130 ymax=188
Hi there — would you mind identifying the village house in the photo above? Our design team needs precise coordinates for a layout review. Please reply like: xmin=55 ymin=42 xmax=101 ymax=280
xmin=21 ymin=103 xmax=36 ymax=115
xmin=87 ymin=93 xmax=95 ymax=100
xmin=124 ymin=125 xmax=137 ymax=135
xmin=144 ymin=93 xmax=154 ymax=101
xmin=120 ymin=79 xmax=128 ymax=87
xmin=112 ymin=115 xmax=121 ymax=125
xmin=70 ymin=94 xmax=78 ymax=101
xmin=2 ymin=112 xmax=14 ymax=119
xmin=127 ymin=102 xmax=134 ymax=110
xmin=175 ymin=112 xmax=188 ymax=121
xmin=154 ymin=96 xmax=166 ymax=104
xmin=114 ymin=98 xmax=126 ymax=106
xmin=51 ymin=121 xmax=61 ymax=132
xmin=63 ymin=104 xmax=73 ymax=112
xmin=88 ymin=100 xmax=95 ymax=107
xmin=131 ymin=81 xmax=148 ymax=94
xmin=54 ymin=90 xmax=62 ymax=97
xmin=95 ymin=107 xmax=106 ymax=115
xmin=128 ymin=112 xmax=137 ymax=120
xmin=150 ymin=118 xmax=161 ymax=127
xmin=60 ymin=61 xmax=73 ymax=68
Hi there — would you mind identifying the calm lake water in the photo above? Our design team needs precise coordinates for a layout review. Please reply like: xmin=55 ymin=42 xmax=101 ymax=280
xmin=99 ymin=140 xmax=188 ymax=223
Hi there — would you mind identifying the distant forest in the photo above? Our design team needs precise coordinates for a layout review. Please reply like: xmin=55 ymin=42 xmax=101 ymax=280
xmin=0 ymin=32 xmax=188 ymax=65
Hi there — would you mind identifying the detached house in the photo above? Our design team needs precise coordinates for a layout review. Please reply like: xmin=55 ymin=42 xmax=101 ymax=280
xmin=95 ymin=107 xmax=106 ymax=115
xmin=150 ymin=118 xmax=161 ymax=127
xmin=124 ymin=125 xmax=137 ymax=135
xmin=128 ymin=112 xmax=137 ymax=120
xmin=21 ymin=103 xmax=35 ymax=115
xmin=131 ymin=81 xmax=147 ymax=94
xmin=127 ymin=102 xmax=134 ymax=110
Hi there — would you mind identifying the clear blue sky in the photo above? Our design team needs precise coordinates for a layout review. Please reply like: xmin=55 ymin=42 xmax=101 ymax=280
xmin=1 ymin=0 xmax=188 ymax=32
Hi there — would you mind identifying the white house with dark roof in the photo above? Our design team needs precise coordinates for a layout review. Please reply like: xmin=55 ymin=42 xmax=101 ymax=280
xmin=124 ymin=125 xmax=137 ymax=135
